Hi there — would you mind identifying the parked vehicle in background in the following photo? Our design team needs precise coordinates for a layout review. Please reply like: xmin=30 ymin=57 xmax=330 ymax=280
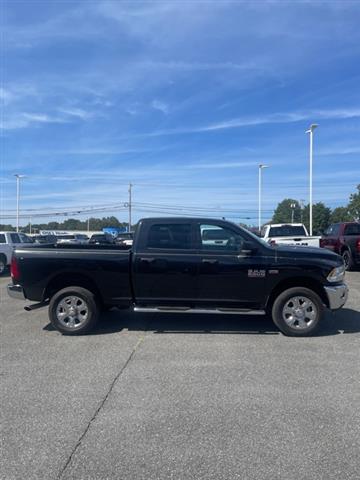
xmin=56 ymin=234 xmax=89 ymax=245
xmin=0 ymin=232 xmax=33 ymax=275
xmin=320 ymin=222 xmax=360 ymax=270
xmin=262 ymin=223 xmax=321 ymax=247
xmin=89 ymin=233 xmax=115 ymax=245
xmin=115 ymin=232 xmax=134 ymax=246
xmin=8 ymin=217 xmax=348 ymax=337
xmin=32 ymin=234 xmax=57 ymax=244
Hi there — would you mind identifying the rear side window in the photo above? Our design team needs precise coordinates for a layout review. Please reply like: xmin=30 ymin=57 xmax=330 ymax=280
xmin=10 ymin=233 xmax=20 ymax=243
xmin=344 ymin=224 xmax=360 ymax=235
xmin=0 ymin=234 xmax=5 ymax=244
xmin=146 ymin=224 xmax=192 ymax=249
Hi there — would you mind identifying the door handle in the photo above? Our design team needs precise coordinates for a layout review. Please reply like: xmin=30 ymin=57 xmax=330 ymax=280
xmin=202 ymin=258 xmax=218 ymax=264
xmin=140 ymin=257 xmax=155 ymax=263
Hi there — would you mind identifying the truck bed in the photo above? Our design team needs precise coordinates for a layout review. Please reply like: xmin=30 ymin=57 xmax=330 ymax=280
xmin=13 ymin=244 xmax=133 ymax=305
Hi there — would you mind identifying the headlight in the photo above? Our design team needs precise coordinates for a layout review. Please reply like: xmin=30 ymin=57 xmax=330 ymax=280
xmin=327 ymin=265 xmax=345 ymax=283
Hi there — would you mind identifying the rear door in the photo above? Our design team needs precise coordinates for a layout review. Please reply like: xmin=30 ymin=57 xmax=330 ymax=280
xmin=343 ymin=223 xmax=360 ymax=256
xmin=194 ymin=221 xmax=268 ymax=309
xmin=132 ymin=221 xmax=199 ymax=306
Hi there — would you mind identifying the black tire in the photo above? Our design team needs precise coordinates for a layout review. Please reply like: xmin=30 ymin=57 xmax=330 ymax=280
xmin=271 ymin=287 xmax=324 ymax=337
xmin=342 ymin=249 xmax=353 ymax=271
xmin=48 ymin=286 xmax=99 ymax=335
xmin=0 ymin=255 xmax=7 ymax=276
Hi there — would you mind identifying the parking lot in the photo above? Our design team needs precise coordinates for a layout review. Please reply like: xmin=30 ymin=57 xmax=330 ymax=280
xmin=1 ymin=272 xmax=359 ymax=480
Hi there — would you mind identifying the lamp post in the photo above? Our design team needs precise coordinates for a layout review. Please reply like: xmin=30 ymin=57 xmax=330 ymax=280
xmin=14 ymin=174 xmax=25 ymax=232
xmin=306 ymin=124 xmax=318 ymax=235
xmin=290 ymin=203 xmax=296 ymax=223
xmin=258 ymin=164 xmax=269 ymax=233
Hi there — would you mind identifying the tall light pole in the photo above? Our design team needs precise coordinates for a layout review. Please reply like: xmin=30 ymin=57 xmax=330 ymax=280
xmin=258 ymin=164 xmax=269 ymax=232
xmin=128 ymin=182 xmax=133 ymax=233
xmin=306 ymin=124 xmax=318 ymax=235
xmin=14 ymin=174 xmax=25 ymax=232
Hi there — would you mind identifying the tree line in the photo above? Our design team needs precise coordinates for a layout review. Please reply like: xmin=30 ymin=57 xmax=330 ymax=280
xmin=271 ymin=184 xmax=360 ymax=234
xmin=0 ymin=217 xmax=128 ymax=233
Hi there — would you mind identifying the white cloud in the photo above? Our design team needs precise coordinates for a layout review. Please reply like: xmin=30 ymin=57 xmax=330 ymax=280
xmin=143 ymin=108 xmax=360 ymax=137
xmin=58 ymin=107 xmax=95 ymax=120
xmin=2 ymin=112 xmax=68 ymax=130
xmin=151 ymin=99 xmax=169 ymax=115
xmin=186 ymin=161 xmax=260 ymax=169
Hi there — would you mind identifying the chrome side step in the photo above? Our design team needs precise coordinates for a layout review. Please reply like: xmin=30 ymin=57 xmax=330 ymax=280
xmin=133 ymin=306 xmax=265 ymax=315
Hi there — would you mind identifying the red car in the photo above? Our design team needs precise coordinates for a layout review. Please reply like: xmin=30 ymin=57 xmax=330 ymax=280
xmin=320 ymin=222 xmax=360 ymax=270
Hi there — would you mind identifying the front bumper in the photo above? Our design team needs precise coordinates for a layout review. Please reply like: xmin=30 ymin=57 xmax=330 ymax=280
xmin=7 ymin=284 xmax=26 ymax=300
xmin=324 ymin=284 xmax=348 ymax=310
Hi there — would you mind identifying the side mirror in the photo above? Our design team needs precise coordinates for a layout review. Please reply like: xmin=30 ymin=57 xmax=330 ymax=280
xmin=241 ymin=240 xmax=258 ymax=255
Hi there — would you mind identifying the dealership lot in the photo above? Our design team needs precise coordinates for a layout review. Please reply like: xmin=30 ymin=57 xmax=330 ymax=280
xmin=1 ymin=272 xmax=359 ymax=480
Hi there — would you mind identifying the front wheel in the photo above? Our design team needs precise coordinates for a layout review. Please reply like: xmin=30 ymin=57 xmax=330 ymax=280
xmin=342 ymin=249 xmax=353 ymax=271
xmin=49 ymin=286 xmax=100 ymax=335
xmin=271 ymin=287 xmax=324 ymax=336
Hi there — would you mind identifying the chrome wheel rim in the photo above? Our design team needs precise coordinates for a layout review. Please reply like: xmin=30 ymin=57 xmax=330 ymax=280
xmin=56 ymin=295 xmax=89 ymax=328
xmin=342 ymin=252 xmax=350 ymax=269
xmin=282 ymin=296 xmax=317 ymax=330
xmin=0 ymin=261 xmax=5 ymax=274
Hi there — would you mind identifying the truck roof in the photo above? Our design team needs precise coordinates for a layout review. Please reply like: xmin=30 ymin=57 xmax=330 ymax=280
xmin=265 ymin=223 xmax=306 ymax=228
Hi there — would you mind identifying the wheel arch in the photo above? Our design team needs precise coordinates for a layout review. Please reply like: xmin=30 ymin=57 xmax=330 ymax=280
xmin=43 ymin=272 xmax=103 ymax=304
xmin=266 ymin=276 xmax=329 ymax=311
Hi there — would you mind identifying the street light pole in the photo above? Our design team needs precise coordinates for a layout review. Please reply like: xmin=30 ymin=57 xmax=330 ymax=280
xmin=258 ymin=164 xmax=269 ymax=232
xmin=306 ymin=124 xmax=318 ymax=235
xmin=14 ymin=174 xmax=25 ymax=233
xmin=128 ymin=182 xmax=133 ymax=233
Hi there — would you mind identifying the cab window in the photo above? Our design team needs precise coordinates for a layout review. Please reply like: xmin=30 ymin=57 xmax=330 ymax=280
xmin=146 ymin=224 xmax=192 ymax=250
xmin=199 ymin=224 xmax=244 ymax=251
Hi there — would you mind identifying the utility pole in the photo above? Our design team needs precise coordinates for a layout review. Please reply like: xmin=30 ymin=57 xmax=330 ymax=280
xmin=306 ymin=124 xmax=318 ymax=235
xmin=128 ymin=183 xmax=132 ymax=233
xmin=290 ymin=203 xmax=296 ymax=223
xmin=87 ymin=217 xmax=90 ymax=233
xmin=300 ymin=199 xmax=305 ymax=223
xmin=14 ymin=174 xmax=25 ymax=232
xmin=258 ymin=164 xmax=269 ymax=233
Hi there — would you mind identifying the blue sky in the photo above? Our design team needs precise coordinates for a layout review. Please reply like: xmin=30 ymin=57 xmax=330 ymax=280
xmin=1 ymin=0 xmax=360 ymax=226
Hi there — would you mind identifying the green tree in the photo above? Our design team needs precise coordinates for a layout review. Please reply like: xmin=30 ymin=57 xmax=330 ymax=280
xmin=272 ymin=199 xmax=301 ymax=224
xmin=330 ymin=207 xmax=352 ymax=224
xmin=302 ymin=202 xmax=331 ymax=234
xmin=63 ymin=218 xmax=84 ymax=230
xmin=348 ymin=184 xmax=360 ymax=220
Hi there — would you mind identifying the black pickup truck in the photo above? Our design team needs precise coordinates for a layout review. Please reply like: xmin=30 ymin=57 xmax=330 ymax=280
xmin=8 ymin=217 xmax=348 ymax=336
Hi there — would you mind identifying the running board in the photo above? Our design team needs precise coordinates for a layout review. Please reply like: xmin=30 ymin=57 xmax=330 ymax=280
xmin=133 ymin=306 xmax=265 ymax=315
xmin=24 ymin=301 xmax=49 ymax=311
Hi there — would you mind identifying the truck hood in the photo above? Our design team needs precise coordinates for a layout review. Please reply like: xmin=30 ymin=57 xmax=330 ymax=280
xmin=274 ymin=245 xmax=342 ymax=264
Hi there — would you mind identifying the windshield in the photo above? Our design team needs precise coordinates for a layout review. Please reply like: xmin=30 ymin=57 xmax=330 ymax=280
xmin=269 ymin=226 xmax=307 ymax=237
xmin=56 ymin=235 xmax=75 ymax=240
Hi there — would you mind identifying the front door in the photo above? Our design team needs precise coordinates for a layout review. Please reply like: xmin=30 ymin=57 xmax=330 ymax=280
xmin=195 ymin=222 xmax=268 ymax=309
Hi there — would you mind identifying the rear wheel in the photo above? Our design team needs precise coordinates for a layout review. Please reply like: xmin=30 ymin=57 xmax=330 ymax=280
xmin=342 ymin=249 xmax=353 ymax=271
xmin=0 ymin=255 xmax=6 ymax=275
xmin=271 ymin=287 xmax=324 ymax=336
xmin=49 ymin=286 xmax=99 ymax=335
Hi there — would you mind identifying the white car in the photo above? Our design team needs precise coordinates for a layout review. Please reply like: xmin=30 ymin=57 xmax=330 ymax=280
xmin=0 ymin=232 xmax=33 ymax=274
xmin=56 ymin=234 xmax=89 ymax=245
xmin=262 ymin=223 xmax=321 ymax=248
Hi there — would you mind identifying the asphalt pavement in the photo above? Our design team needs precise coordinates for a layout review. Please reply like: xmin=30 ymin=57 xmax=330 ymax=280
xmin=1 ymin=272 xmax=359 ymax=480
